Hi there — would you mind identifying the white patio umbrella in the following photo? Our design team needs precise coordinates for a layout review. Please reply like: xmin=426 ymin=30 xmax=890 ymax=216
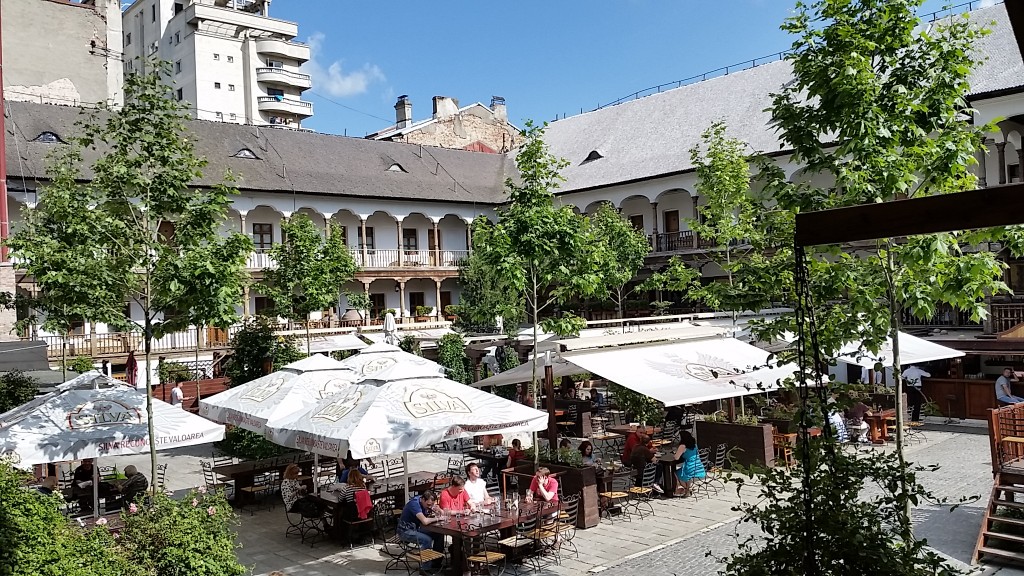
xmin=0 ymin=372 xmax=225 ymax=516
xmin=267 ymin=370 xmax=549 ymax=499
xmin=198 ymin=354 xmax=359 ymax=437
xmin=339 ymin=342 xmax=443 ymax=378
xmin=383 ymin=312 xmax=398 ymax=346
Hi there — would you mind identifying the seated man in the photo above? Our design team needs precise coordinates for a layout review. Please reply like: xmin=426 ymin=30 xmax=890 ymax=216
xmin=398 ymin=490 xmax=444 ymax=573
xmin=70 ymin=458 xmax=114 ymax=512
xmin=845 ymin=400 xmax=873 ymax=443
xmin=621 ymin=430 xmax=648 ymax=466
xmin=111 ymin=465 xmax=148 ymax=510
xmin=439 ymin=476 xmax=472 ymax=511
xmin=526 ymin=467 xmax=559 ymax=504
xmin=997 ymin=368 xmax=1024 ymax=405
xmin=463 ymin=463 xmax=494 ymax=509
xmin=628 ymin=439 xmax=664 ymax=494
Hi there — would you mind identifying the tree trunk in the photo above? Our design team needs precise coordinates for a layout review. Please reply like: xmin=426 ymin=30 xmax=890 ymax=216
xmin=531 ymin=273 xmax=540 ymax=465
xmin=61 ymin=328 xmax=68 ymax=382
xmin=305 ymin=319 xmax=311 ymax=356
xmin=195 ymin=324 xmax=201 ymax=404
xmin=885 ymin=242 xmax=911 ymax=541
xmin=616 ymin=287 xmax=625 ymax=333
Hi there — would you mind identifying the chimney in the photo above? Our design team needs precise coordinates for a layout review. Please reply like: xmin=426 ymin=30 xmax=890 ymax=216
xmin=491 ymin=96 xmax=507 ymax=122
xmin=395 ymin=95 xmax=413 ymax=129
xmin=432 ymin=96 xmax=459 ymax=119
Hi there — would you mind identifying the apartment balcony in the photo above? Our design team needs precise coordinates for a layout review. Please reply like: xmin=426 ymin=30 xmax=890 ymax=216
xmin=256 ymin=67 xmax=312 ymax=90
xmin=257 ymin=96 xmax=313 ymax=118
xmin=246 ymin=249 xmax=469 ymax=271
xmin=185 ymin=4 xmax=300 ymax=39
xmin=254 ymin=37 xmax=310 ymax=62
xmin=650 ymin=230 xmax=717 ymax=253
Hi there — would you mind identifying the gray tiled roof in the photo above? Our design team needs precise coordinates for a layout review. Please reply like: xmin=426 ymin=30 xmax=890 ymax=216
xmin=543 ymin=4 xmax=1022 ymax=193
xmin=5 ymin=101 xmax=513 ymax=205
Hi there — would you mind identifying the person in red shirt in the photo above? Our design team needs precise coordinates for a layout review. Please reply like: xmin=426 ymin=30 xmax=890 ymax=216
xmin=439 ymin=476 xmax=472 ymax=511
xmin=506 ymin=438 xmax=525 ymax=469
xmin=621 ymin=431 xmax=650 ymax=465
xmin=527 ymin=467 xmax=559 ymax=503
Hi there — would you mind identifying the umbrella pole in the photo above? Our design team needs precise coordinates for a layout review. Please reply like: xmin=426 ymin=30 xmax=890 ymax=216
xmin=92 ymin=462 xmax=100 ymax=519
xmin=314 ymin=453 xmax=319 ymax=496
xmin=404 ymin=451 xmax=410 ymax=503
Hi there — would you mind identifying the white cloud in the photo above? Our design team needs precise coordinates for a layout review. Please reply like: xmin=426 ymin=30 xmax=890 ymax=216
xmin=979 ymin=0 xmax=997 ymax=7
xmin=303 ymin=32 xmax=386 ymax=98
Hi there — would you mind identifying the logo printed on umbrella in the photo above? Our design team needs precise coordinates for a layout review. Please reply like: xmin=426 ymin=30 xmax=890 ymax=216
xmin=311 ymin=391 xmax=362 ymax=423
xmin=67 ymin=400 xmax=143 ymax=430
xmin=361 ymin=357 xmax=397 ymax=376
xmin=404 ymin=388 xmax=471 ymax=418
xmin=241 ymin=376 xmax=285 ymax=403
xmin=363 ymin=438 xmax=382 ymax=456
xmin=0 ymin=450 xmax=21 ymax=465
xmin=318 ymin=377 xmax=351 ymax=399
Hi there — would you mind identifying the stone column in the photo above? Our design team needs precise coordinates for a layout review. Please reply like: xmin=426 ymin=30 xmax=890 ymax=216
xmin=242 ymin=285 xmax=250 ymax=318
xmin=360 ymin=218 xmax=369 ymax=266
xmin=978 ymin=138 xmax=989 ymax=188
xmin=396 ymin=219 xmax=403 ymax=267
xmin=434 ymin=278 xmax=443 ymax=320
xmin=398 ymin=281 xmax=406 ymax=322
xmin=997 ymin=141 xmax=1008 ymax=185
xmin=466 ymin=222 xmax=472 ymax=255
xmin=239 ymin=211 xmax=247 ymax=235
xmin=89 ymin=322 xmax=97 ymax=357
xmin=650 ymin=201 xmax=659 ymax=251
xmin=324 ymin=214 xmax=331 ymax=238
xmin=362 ymin=281 xmax=372 ymax=326
xmin=432 ymin=222 xmax=441 ymax=267
xmin=1017 ymin=148 xmax=1024 ymax=183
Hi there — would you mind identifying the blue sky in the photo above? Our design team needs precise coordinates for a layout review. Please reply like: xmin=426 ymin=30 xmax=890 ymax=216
xmin=270 ymin=0 xmax=980 ymax=137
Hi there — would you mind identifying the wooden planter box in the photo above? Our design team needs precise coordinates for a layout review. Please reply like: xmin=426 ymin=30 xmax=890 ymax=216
xmin=762 ymin=417 xmax=797 ymax=435
xmin=696 ymin=420 xmax=774 ymax=468
xmin=508 ymin=462 xmax=599 ymax=529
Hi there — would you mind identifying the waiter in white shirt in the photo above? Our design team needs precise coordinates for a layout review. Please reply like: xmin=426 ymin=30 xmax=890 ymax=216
xmin=902 ymin=365 xmax=931 ymax=422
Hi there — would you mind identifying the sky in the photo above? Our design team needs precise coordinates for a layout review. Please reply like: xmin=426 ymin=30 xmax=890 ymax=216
xmin=269 ymin=0 xmax=989 ymax=138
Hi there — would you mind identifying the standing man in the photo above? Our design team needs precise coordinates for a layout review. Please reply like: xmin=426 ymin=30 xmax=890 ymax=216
xmin=902 ymin=365 xmax=931 ymax=422
xmin=997 ymin=367 xmax=1024 ymax=405
xmin=170 ymin=381 xmax=190 ymax=409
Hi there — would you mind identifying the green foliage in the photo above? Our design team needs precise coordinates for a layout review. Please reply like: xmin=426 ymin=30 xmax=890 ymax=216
xmin=498 ymin=346 xmax=520 ymax=372
xmin=521 ymin=445 xmax=585 ymax=468
xmin=67 ymin=355 xmax=96 ymax=375
xmin=588 ymin=202 xmax=652 ymax=318
xmin=414 ymin=305 xmax=433 ymax=317
xmin=454 ymin=218 xmax=526 ymax=334
xmin=444 ymin=305 xmax=458 ymax=317
xmin=437 ymin=333 xmax=470 ymax=384
xmin=0 ymin=461 xmax=146 ymax=576
xmin=398 ymin=335 xmax=421 ymax=356
xmin=638 ymin=257 xmax=700 ymax=308
xmin=539 ymin=312 xmax=586 ymax=338
xmin=344 ymin=291 xmax=370 ymax=316
xmin=381 ymin=308 xmax=397 ymax=319
xmin=260 ymin=214 xmax=357 ymax=353
xmin=158 ymin=361 xmax=196 ymax=385
xmin=118 ymin=489 xmax=246 ymax=576
xmin=223 ymin=316 xmax=305 ymax=388
xmin=608 ymin=382 xmax=664 ymax=425
xmin=215 ymin=426 xmax=289 ymax=461
xmin=0 ymin=371 xmax=38 ymax=413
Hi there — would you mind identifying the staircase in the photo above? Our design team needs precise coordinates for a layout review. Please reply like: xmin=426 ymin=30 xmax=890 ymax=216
xmin=975 ymin=474 xmax=1024 ymax=565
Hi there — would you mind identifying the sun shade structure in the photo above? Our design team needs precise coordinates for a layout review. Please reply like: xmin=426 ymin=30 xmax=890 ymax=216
xmin=0 ymin=373 xmax=224 ymax=467
xmin=339 ymin=342 xmax=443 ymax=378
xmin=834 ymin=331 xmax=964 ymax=368
xmin=472 ymin=355 xmax=589 ymax=388
xmin=199 ymin=354 xmax=359 ymax=436
xmin=267 ymin=372 xmax=549 ymax=459
xmin=561 ymin=337 xmax=797 ymax=406
xmin=303 ymin=334 xmax=368 ymax=354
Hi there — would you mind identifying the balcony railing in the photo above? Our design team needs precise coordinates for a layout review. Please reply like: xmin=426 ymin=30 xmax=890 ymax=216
xmin=650 ymin=230 xmax=716 ymax=252
xmin=992 ymin=303 xmax=1024 ymax=334
xmin=255 ymin=67 xmax=312 ymax=89
xmin=900 ymin=304 xmax=981 ymax=329
xmin=348 ymin=248 xmax=469 ymax=268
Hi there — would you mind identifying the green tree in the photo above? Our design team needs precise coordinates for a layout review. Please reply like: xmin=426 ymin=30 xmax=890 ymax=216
xmin=260 ymin=214 xmax=357 ymax=354
xmin=6 ymin=146 xmax=132 ymax=380
xmin=437 ymin=333 xmax=470 ymax=384
xmin=476 ymin=121 xmax=602 ymax=410
xmin=453 ymin=217 xmax=526 ymax=334
xmin=9 ymin=63 xmax=251 ymax=484
xmin=589 ymin=202 xmax=651 ymax=328
xmin=223 ymin=316 xmax=304 ymax=388
xmin=717 ymin=1 xmax=999 ymax=573
xmin=0 ymin=371 xmax=38 ymax=413
xmin=343 ymin=290 xmax=371 ymax=326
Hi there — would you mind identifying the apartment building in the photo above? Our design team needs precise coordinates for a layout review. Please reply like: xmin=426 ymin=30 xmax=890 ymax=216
xmin=122 ymin=0 xmax=313 ymax=128
xmin=368 ymin=95 xmax=519 ymax=154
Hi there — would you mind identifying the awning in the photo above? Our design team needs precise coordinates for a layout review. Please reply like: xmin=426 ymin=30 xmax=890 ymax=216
xmin=305 ymin=334 xmax=368 ymax=354
xmin=472 ymin=356 xmax=588 ymax=388
xmin=562 ymin=337 xmax=796 ymax=406
xmin=835 ymin=332 xmax=964 ymax=368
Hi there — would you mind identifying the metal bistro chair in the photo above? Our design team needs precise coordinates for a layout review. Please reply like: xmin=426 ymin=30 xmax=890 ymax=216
xmin=446 ymin=456 xmax=465 ymax=475
xmin=155 ymin=463 xmax=168 ymax=492
xmin=497 ymin=508 xmax=543 ymax=572
xmin=706 ymin=443 xmax=728 ymax=494
xmin=557 ymin=404 xmax=578 ymax=437
xmin=340 ymin=488 xmax=376 ymax=550
xmin=98 ymin=465 xmax=118 ymax=482
xmin=200 ymin=460 xmax=234 ymax=498
xmin=466 ymin=530 xmax=507 ymax=576
xmin=692 ymin=448 xmax=718 ymax=499
xmin=392 ymin=520 xmax=446 ymax=576
xmin=626 ymin=463 xmax=658 ymax=519
xmin=597 ymin=472 xmax=632 ymax=524
xmin=211 ymin=450 xmax=234 ymax=468
xmin=238 ymin=470 xmax=277 ymax=516
xmin=555 ymin=493 xmax=580 ymax=561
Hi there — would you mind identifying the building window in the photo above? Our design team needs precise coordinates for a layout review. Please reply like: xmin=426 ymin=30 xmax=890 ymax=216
xmin=126 ymin=32 xmax=132 ymax=45
xmin=1011 ymin=164 xmax=1021 ymax=183
xmin=629 ymin=215 xmax=644 ymax=230
xmin=151 ymin=4 xmax=156 ymax=22
xmin=369 ymin=294 xmax=386 ymax=318
xmin=233 ymin=148 xmax=259 ymax=159
xmin=337 ymin=226 xmax=348 ymax=246
xmin=252 ymin=223 xmax=273 ymax=249
xmin=174 ymin=2 xmax=184 ymax=15
xmin=175 ymin=60 xmax=182 ymax=74
xmin=213 ymin=53 xmax=220 ymax=60
xmin=215 ymin=112 xmax=223 ymax=120
xmin=408 ymin=292 xmax=425 ymax=312
xmin=267 ymin=88 xmax=284 ymax=97
xmin=228 ymin=84 xmax=235 ymax=91
xmin=254 ymin=296 xmax=272 ymax=317
xmin=175 ymin=88 xmax=183 ymax=101
xmin=359 ymin=227 xmax=375 ymax=250
xmin=229 ymin=113 xmax=237 ymax=121
xmin=214 ymin=82 xmax=221 ymax=89
xmin=267 ymin=59 xmax=284 ymax=68
xmin=227 ymin=55 xmax=234 ymax=63
xmin=174 ymin=32 xmax=180 ymax=45
xmin=32 ymin=131 xmax=63 ymax=144
xmin=402 ymin=229 xmax=418 ymax=253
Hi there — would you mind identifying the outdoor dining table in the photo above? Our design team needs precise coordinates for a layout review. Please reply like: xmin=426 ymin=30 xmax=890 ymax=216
xmin=607 ymin=424 xmax=661 ymax=437
xmin=865 ymin=409 xmax=898 ymax=444
xmin=422 ymin=501 xmax=561 ymax=575
xmin=213 ymin=454 xmax=315 ymax=505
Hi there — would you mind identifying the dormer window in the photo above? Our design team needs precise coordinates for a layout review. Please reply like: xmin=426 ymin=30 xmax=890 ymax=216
xmin=582 ymin=150 xmax=603 ymax=163
xmin=233 ymin=148 xmax=259 ymax=159
xmin=387 ymin=163 xmax=407 ymax=173
xmin=33 ymin=131 xmax=63 ymax=144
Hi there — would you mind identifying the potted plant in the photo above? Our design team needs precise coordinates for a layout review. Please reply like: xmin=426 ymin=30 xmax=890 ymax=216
xmin=696 ymin=410 xmax=775 ymax=468
xmin=513 ymin=445 xmax=598 ymax=528
xmin=444 ymin=304 xmax=458 ymax=321
xmin=380 ymin=308 xmax=396 ymax=319
xmin=762 ymin=403 xmax=799 ymax=434
xmin=415 ymin=305 xmax=433 ymax=322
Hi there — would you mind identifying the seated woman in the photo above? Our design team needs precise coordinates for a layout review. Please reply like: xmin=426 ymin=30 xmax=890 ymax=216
xmin=282 ymin=464 xmax=326 ymax=520
xmin=506 ymin=439 xmax=525 ymax=470
xmin=578 ymin=441 xmax=597 ymax=466
xmin=331 ymin=469 xmax=368 ymax=520
xmin=672 ymin=431 xmax=706 ymax=497
xmin=439 ymin=476 xmax=472 ymax=511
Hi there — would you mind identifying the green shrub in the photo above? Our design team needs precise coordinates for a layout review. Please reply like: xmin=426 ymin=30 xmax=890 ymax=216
xmin=67 ymin=355 xmax=95 ymax=374
xmin=609 ymin=381 xmax=664 ymax=425
xmin=223 ymin=316 xmax=305 ymax=388
xmin=415 ymin=305 xmax=433 ymax=317
xmin=118 ymin=488 xmax=245 ymax=576
xmin=214 ymin=426 xmax=288 ymax=461
xmin=157 ymin=361 xmax=195 ymax=385
xmin=0 ymin=370 xmax=38 ymax=413
xmin=437 ymin=333 xmax=470 ymax=384
xmin=398 ymin=335 xmax=421 ymax=356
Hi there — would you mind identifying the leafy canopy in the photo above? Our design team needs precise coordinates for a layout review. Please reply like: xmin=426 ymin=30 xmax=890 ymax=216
xmin=589 ymin=202 xmax=651 ymax=317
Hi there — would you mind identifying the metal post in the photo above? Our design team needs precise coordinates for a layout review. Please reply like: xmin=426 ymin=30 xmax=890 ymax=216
xmin=0 ymin=10 xmax=9 ymax=262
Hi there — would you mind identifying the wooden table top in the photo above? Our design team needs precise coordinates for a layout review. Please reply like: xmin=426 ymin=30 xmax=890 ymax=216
xmin=213 ymin=455 xmax=314 ymax=478
xmin=607 ymin=425 xmax=661 ymax=436
xmin=422 ymin=501 xmax=560 ymax=538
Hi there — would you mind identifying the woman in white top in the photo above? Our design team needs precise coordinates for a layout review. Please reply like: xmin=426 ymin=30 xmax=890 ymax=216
xmin=463 ymin=462 xmax=492 ymax=508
